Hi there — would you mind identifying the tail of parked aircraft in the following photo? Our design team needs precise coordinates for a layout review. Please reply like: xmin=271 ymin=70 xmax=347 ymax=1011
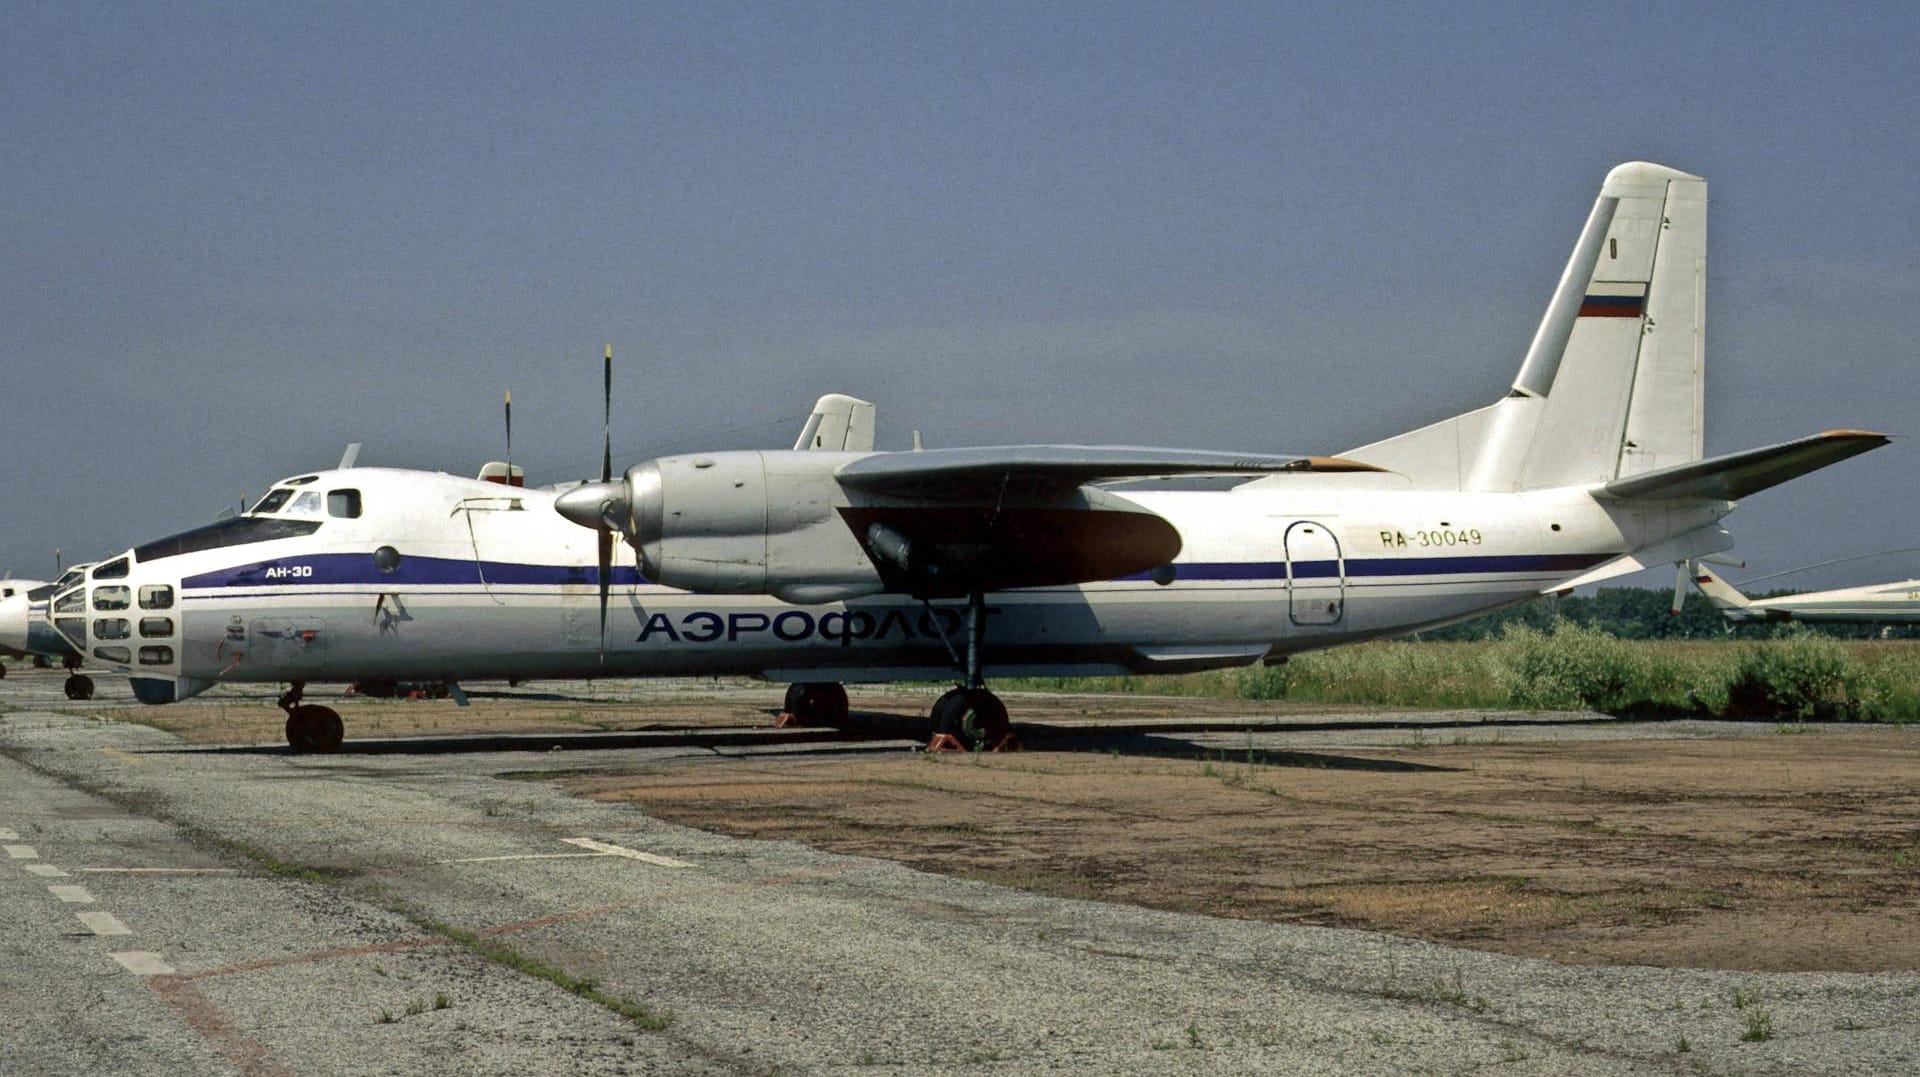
xmin=1689 ymin=564 xmax=1758 ymax=618
xmin=1345 ymin=162 xmax=1708 ymax=491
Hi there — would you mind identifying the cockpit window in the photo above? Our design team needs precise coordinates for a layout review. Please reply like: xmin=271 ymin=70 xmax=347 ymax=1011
xmin=133 ymin=517 xmax=323 ymax=563
xmin=288 ymin=490 xmax=323 ymax=516
xmin=328 ymin=490 xmax=362 ymax=518
xmin=93 ymin=557 xmax=130 ymax=580
xmin=251 ymin=489 xmax=294 ymax=514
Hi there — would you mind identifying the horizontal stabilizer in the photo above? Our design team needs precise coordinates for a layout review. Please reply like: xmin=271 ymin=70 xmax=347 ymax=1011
xmin=837 ymin=446 xmax=1380 ymax=499
xmin=1597 ymin=430 xmax=1887 ymax=502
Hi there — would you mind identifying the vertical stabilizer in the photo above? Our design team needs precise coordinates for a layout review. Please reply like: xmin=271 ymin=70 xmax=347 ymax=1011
xmin=1508 ymin=163 xmax=1707 ymax=489
xmin=794 ymin=394 xmax=877 ymax=452
xmin=1338 ymin=163 xmax=1706 ymax=492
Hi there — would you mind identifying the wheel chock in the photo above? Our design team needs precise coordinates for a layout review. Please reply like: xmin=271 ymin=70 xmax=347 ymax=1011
xmin=991 ymin=732 xmax=1023 ymax=753
xmin=924 ymin=733 xmax=969 ymax=753
xmin=774 ymin=710 xmax=805 ymax=728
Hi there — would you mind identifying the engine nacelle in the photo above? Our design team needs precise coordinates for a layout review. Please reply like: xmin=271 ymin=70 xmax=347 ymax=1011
xmin=624 ymin=451 xmax=882 ymax=601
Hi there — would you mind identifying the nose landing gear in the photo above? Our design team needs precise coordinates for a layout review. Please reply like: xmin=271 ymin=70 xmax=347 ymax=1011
xmin=278 ymin=682 xmax=344 ymax=754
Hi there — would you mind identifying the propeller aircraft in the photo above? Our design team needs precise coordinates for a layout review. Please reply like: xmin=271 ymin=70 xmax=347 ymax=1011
xmin=20 ymin=162 xmax=1890 ymax=752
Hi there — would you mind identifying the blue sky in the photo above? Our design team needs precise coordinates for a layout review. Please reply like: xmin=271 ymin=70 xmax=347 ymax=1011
xmin=4 ymin=2 xmax=1916 ymax=590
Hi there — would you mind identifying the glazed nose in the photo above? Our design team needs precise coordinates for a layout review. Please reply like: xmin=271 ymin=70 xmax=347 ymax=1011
xmin=0 ymin=594 xmax=28 ymax=656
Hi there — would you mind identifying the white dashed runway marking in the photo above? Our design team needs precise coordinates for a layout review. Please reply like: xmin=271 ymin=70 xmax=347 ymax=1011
xmin=25 ymin=863 xmax=67 ymax=878
xmin=75 ymin=867 xmax=239 ymax=875
xmin=48 ymin=884 xmax=95 ymax=904
xmin=4 ymin=844 xmax=38 ymax=859
xmin=76 ymin=911 xmax=132 ymax=936
xmin=110 ymin=951 xmax=176 ymax=976
xmin=0 ymin=827 xmax=18 ymax=840
xmin=561 ymin=837 xmax=693 ymax=868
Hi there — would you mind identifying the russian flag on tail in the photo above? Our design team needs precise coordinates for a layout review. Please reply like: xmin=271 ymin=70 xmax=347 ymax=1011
xmin=1579 ymin=280 xmax=1648 ymax=318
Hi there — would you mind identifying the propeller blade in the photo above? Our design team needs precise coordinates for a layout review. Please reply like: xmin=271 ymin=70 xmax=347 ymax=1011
xmin=1670 ymin=561 xmax=1690 ymax=616
xmin=602 ymin=344 xmax=613 ymax=484
xmin=598 ymin=530 xmax=612 ymax=663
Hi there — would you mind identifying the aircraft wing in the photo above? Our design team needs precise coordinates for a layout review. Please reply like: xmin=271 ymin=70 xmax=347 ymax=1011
xmin=835 ymin=445 xmax=1379 ymax=499
xmin=829 ymin=447 xmax=1376 ymax=597
xmin=1597 ymin=430 xmax=1888 ymax=502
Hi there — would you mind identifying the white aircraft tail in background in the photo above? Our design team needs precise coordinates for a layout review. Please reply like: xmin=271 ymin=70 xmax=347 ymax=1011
xmin=1691 ymin=565 xmax=1920 ymax=625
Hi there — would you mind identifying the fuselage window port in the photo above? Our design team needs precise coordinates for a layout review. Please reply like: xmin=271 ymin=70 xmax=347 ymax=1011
xmin=139 ymin=584 xmax=174 ymax=610
xmin=139 ymin=617 xmax=174 ymax=638
xmin=92 ymin=585 xmax=132 ymax=611
xmin=94 ymin=618 xmax=132 ymax=641
xmin=328 ymin=489 xmax=362 ymax=518
xmin=138 ymin=645 xmax=174 ymax=665
xmin=94 ymin=557 xmax=130 ymax=580
xmin=93 ymin=646 xmax=131 ymax=664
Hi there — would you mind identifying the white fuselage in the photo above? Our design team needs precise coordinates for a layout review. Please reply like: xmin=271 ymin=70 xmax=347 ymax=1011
xmin=48 ymin=467 xmax=1727 ymax=703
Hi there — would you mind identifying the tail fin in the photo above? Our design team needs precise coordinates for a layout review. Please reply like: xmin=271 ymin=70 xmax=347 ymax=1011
xmin=1344 ymin=162 xmax=1707 ymax=491
xmin=1690 ymin=564 xmax=1758 ymax=619
xmin=794 ymin=394 xmax=876 ymax=452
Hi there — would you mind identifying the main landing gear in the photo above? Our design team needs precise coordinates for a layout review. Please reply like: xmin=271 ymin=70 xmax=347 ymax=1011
xmin=925 ymin=590 xmax=1015 ymax=752
xmin=779 ymin=682 xmax=850 ymax=727
xmin=279 ymin=681 xmax=344 ymax=754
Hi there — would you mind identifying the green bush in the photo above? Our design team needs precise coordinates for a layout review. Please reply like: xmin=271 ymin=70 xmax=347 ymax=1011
xmin=1494 ymin=621 xmax=1656 ymax=711
xmin=1725 ymin=631 xmax=1854 ymax=720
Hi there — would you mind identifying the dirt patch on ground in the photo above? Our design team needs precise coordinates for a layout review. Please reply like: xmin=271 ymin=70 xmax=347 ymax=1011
xmin=84 ymin=677 xmax=1920 ymax=972
xmin=555 ymin=727 xmax=1920 ymax=973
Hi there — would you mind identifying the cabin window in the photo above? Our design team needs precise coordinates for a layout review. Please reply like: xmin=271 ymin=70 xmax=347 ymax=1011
xmin=251 ymin=489 xmax=294 ymax=514
xmin=328 ymin=489 xmax=362 ymax=518
xmin=93 ymin=557 xmax=130 ymax=580
xmin=139 ymin=585 xmax=174 ymax=610
xmin=93 ymin=646 xmax=131 ymax=664
xmin=94 ymin=618 xmax=132 ymax=641
xmin=139 ymin=645 xmax=174 ymax=665
xmin=139 ymin=617 xmax=174 ymax=638
xmin=92 ymin=585 xmax=131 ymax=611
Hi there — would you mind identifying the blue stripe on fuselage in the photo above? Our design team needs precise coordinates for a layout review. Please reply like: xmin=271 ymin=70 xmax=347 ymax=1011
xmin=179 ymin=551 xmax=1613 ymax=592
xmin=181 ymin=552 xmax=648 ymax=591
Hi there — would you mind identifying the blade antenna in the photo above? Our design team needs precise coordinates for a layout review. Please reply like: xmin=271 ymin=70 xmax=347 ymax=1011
xmin=598 ymin=345 xmax=613 ymax=663
xmin=504 ymin=390 xmax=513 ymax=486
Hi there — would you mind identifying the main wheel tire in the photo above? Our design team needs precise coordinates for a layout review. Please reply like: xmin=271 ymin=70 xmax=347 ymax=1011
xmin=802 ymin=682 xmax=849 ymax=726
xmin=285 ymin=704 xmax=345 ymax=754
xmin=32 ymin=655 xmax=50 ymax=669
xmin=783 ymin=682 xmax=809 ymax=720
xmin=0 ymin=663 xmax=8 ymax=678
xmin=934 ymin=688 xmax=1010 ymax=748
xmin=955 ymin=689 xmax=1010 ymax=748
xmin=64 ymin=674 xmax=94 ymax=701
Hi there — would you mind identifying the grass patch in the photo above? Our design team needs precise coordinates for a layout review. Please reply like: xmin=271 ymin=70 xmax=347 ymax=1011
xmin=414 ymin=915 xmax=671 ymax=1030
xmin=1006 ymin=633 xmax=1920 ymax=721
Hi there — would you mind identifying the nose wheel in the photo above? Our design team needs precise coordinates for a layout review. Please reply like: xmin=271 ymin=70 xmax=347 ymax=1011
xmin=277 ymin=682 xmax=344 ymax=754
xmin=64 ymin=674 xmax=94 ymax=701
